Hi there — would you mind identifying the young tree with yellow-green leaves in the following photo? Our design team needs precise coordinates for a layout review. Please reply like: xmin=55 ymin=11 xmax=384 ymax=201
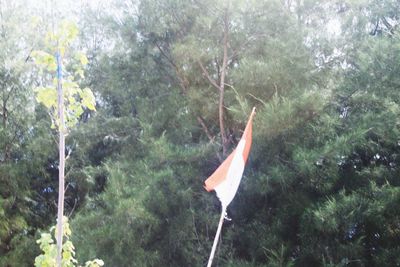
xmin=35 ymin=216 xmax=103 ymax=267
xmin=32 ymin=20 xmax=97 ymax=267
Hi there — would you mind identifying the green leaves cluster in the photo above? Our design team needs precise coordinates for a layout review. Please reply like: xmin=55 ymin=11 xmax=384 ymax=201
xmin=32 ymin=20 xmax=95 ymax=130
xmin=35 ymin=216 xmax=104 ymax=267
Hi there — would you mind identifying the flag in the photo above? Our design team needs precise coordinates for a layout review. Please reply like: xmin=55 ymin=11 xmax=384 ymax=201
xmin=204 ymin=107 xmax=255 ymax=208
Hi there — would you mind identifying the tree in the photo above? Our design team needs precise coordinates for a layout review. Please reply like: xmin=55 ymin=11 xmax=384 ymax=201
xmin=71 ymin=0 xmax=329 ymax=266
xmin=293 ymin=1 xmax=400 ymax=265
xmin=32 ymin=20 xmax=96 ymax=267
xmin=0 ymin=2 xmax=50 ymax=265
xmin=35 ymin=216 xmax=104 ymax=267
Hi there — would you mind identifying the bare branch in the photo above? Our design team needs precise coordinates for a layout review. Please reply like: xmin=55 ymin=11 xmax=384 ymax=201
xmin=370 ymin=18 xmax=379 ymax=36
xmin=68 ymin=198 xmax=78 ymax=217
xmin=25 ymin=47 xmax=33 ymax=62
xmin=382 ymin=16 xmax=395 ymax=35
xmin=218 ymin=7 xmax=230 ymax=156
xmin=197 ymin=116 xmax=215 ymax=142
xmin=197 ymin=60 xmax=220 ymax=91
xmin=4 ymin=84 xmax=17 ymax=104
xmin=215 ymin=57 xmax=221 ymax=82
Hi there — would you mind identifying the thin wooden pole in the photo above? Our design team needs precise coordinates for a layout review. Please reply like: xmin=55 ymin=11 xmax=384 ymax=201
xmin=55 ymin=51 xmax=65 ymax=267
xmin=207 ymin=207 xmax=226 ymax=267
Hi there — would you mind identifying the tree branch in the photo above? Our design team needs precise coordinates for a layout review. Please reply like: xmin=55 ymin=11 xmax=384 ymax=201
xmin=4 ymin=84 xmax=17 ymax=104
xmin=381 ymin=16 xmax=395 ymax=35
xmin=154 ymin=41 xmax=189 ymax=93
xmin=370 ymin=18 xmax=379 ymax=36
xmin=197 ymin=60 xmax=221 ymax=91
xmin=218 ymin=7 xmax=230 ymax=156
xmin=197 ymin=116 xmax=214 ymax=142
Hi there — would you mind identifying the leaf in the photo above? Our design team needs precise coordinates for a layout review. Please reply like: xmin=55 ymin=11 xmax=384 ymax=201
xmin=70 ymin=103 xmax=84 ymax=118
xmin=31 ymin=50 xmax=57 ymax=71
xmin=63 ymin=81 xmax=79 ymax=90
xmin=76 ymin=52 xmax=88 ymax=65
xmin=81 ymin=88 xmax=96 ymax=111
xmin=58 ymin=20 xmax=79 ymax=49
xmin=85 ymin=259 xmax=104 ymax=267
xmin=35 ymin=87 xmax=57 ymax=109
xmin=75 ymin=69 xmax=85 ymax=79
xmin=62 ymin=20 xmax=79 ymax=41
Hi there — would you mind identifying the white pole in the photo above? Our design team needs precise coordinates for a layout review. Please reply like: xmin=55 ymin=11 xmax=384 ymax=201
xmin=55 ymin=51 xmax=65 ymax=267
xmin=206 ymin=207 xmax=226 ymax=267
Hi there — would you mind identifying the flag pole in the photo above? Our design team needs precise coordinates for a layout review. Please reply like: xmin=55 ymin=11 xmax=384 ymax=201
xmin=207 ymin=206 xmax=226 ymax=267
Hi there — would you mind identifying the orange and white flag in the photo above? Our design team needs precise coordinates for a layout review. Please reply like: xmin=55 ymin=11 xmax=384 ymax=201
xmin=204 ymin=108 xmax=255 ymax=208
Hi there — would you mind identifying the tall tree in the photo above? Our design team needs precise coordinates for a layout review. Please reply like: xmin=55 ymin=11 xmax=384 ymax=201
xmin=0 ymin=2 xmax=47 ymax=265
xmin=71 ymin=0 xmax=329 ymax=266
xmin=32 ymin=20 xmax=96 ymax=266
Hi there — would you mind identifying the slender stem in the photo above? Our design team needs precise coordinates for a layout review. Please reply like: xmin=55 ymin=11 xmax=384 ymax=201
xmin=56 ymin=51 xmax=65 ymax=267
xmin=197 ymin=116 xmax=214 ymax=142
xmin=207 ymin=207 xmax=226 ymax=267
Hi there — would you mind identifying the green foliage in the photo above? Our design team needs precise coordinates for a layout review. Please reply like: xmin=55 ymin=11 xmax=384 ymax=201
xmin=32 ymin=20 xmax=95 ymax=130
xmin=3 ymin=0 xmax=400 ymax=266
xmin=35 ymin=216 xmax=104 ymax=267
xmin=0 ymin=2 xmax=56 ymax=265
xmin=71 ymin=132 xmax=214 ymax=266
xmin=70 ymin=0 xmax=400 ymax=266
xmin=264 ymin=245 xmax=295 ymax=267
xmin=31 ymin=51 xmax=57 ymax=71
xmin=31 ymin=17 xmax=100 ymax=267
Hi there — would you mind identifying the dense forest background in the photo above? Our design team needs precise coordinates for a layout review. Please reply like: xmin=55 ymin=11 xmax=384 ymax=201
xmin=1 ymin=0 xmax=400 ymax=266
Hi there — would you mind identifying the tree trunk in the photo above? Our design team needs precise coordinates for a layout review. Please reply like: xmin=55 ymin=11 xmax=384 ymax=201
xmin=219 ymin=7 xmax=229 ymax=156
